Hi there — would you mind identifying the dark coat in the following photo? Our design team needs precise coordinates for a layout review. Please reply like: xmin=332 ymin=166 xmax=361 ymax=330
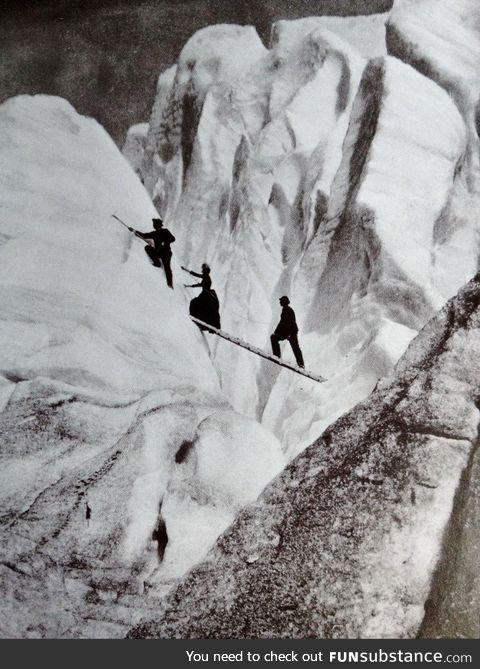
xmin=137 ymin=228 xmax=175 ymax=255
xmin=274 ymin=305 xmax=298 ymax=338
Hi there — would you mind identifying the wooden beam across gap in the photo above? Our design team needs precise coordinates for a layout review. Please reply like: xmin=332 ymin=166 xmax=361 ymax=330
xmin=190 ymin=317 xmax=327 ymax=383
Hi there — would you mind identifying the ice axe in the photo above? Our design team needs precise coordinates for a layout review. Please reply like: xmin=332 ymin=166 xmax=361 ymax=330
xmin=111 ymin=213 xmax=156 ymax=251
xmin=112 ymin=213 xmax=134 ymax=232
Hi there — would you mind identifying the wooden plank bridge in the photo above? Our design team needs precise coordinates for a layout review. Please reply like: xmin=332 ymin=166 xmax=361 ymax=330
xmin=190 ymin=317 xmax=326 ymax=383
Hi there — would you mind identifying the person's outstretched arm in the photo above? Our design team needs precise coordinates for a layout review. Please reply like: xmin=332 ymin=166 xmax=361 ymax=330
xmin=184 ymin=282 xmax=202 ymax=288
xmin=137 ymin=230 xmax=155 ymax=240
xmin=181 ymin=266 xmax=202 ymax=278
xmin=128 ymin=227 xmax=154 ymax=240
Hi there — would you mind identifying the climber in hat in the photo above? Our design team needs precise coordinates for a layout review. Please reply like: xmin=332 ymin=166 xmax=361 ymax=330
xmin=128 ymin=217 xmax=175 ymax=288
xmin=270 ymin=295 xmax=304 ymax=368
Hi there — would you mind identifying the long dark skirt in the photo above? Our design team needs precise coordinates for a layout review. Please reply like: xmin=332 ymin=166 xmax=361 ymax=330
xmin=189 ymin=289 xmax=221 ymax=331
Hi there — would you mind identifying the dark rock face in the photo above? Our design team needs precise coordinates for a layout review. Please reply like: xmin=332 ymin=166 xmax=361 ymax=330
xmin=129 ymin=274 xmax=480 ymax=638
xmin=0 ymin=1 xmax=394 ymax=144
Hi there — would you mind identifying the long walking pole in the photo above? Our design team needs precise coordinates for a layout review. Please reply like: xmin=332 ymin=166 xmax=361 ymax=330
xmin=111 ymin=213 xmax=155 ymax=249
xmin=112 ymin=213 xmax=132 ymax=231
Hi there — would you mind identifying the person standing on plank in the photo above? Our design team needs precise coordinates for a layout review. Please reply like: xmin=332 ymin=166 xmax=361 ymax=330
xmin=128 ymin=217 xmax=175 ymax=288
xmin=182 ymin=264 xmax=221 ymax=330
xmin=270 ymin=295 xmax=304 ymax=368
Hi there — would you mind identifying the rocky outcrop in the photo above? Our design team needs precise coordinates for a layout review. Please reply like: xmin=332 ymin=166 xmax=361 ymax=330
xmin=130 ymin=272 xmax=480 ymax=639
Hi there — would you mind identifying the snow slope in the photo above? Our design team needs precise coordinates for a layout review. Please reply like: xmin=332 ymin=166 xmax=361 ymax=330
xmin=130 ymin=272 xmax=480 ymax=639
xmin=0 ymin=95 xmax=284 ymax=638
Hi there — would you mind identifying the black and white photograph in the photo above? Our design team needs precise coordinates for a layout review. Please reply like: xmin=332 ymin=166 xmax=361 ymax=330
xmin=0 ymin=0 xmax=479 ymax=642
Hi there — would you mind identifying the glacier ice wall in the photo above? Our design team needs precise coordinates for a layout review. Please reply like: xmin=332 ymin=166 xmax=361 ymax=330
xmin=127 ymin=12 xmax=480 ymax=458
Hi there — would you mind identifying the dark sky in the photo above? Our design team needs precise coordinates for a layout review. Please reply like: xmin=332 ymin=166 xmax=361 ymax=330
xmin=0 ymin=1 xmax=393 ymax=144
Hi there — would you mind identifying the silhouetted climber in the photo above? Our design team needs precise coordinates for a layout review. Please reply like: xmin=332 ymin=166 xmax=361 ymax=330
xmin=271 ymin=295 xmax=304 ymax=368
xmin=128 ymin=218 xmax=175 ymax=288
xmin=182 ymin=264 xmax=221 ymax=331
